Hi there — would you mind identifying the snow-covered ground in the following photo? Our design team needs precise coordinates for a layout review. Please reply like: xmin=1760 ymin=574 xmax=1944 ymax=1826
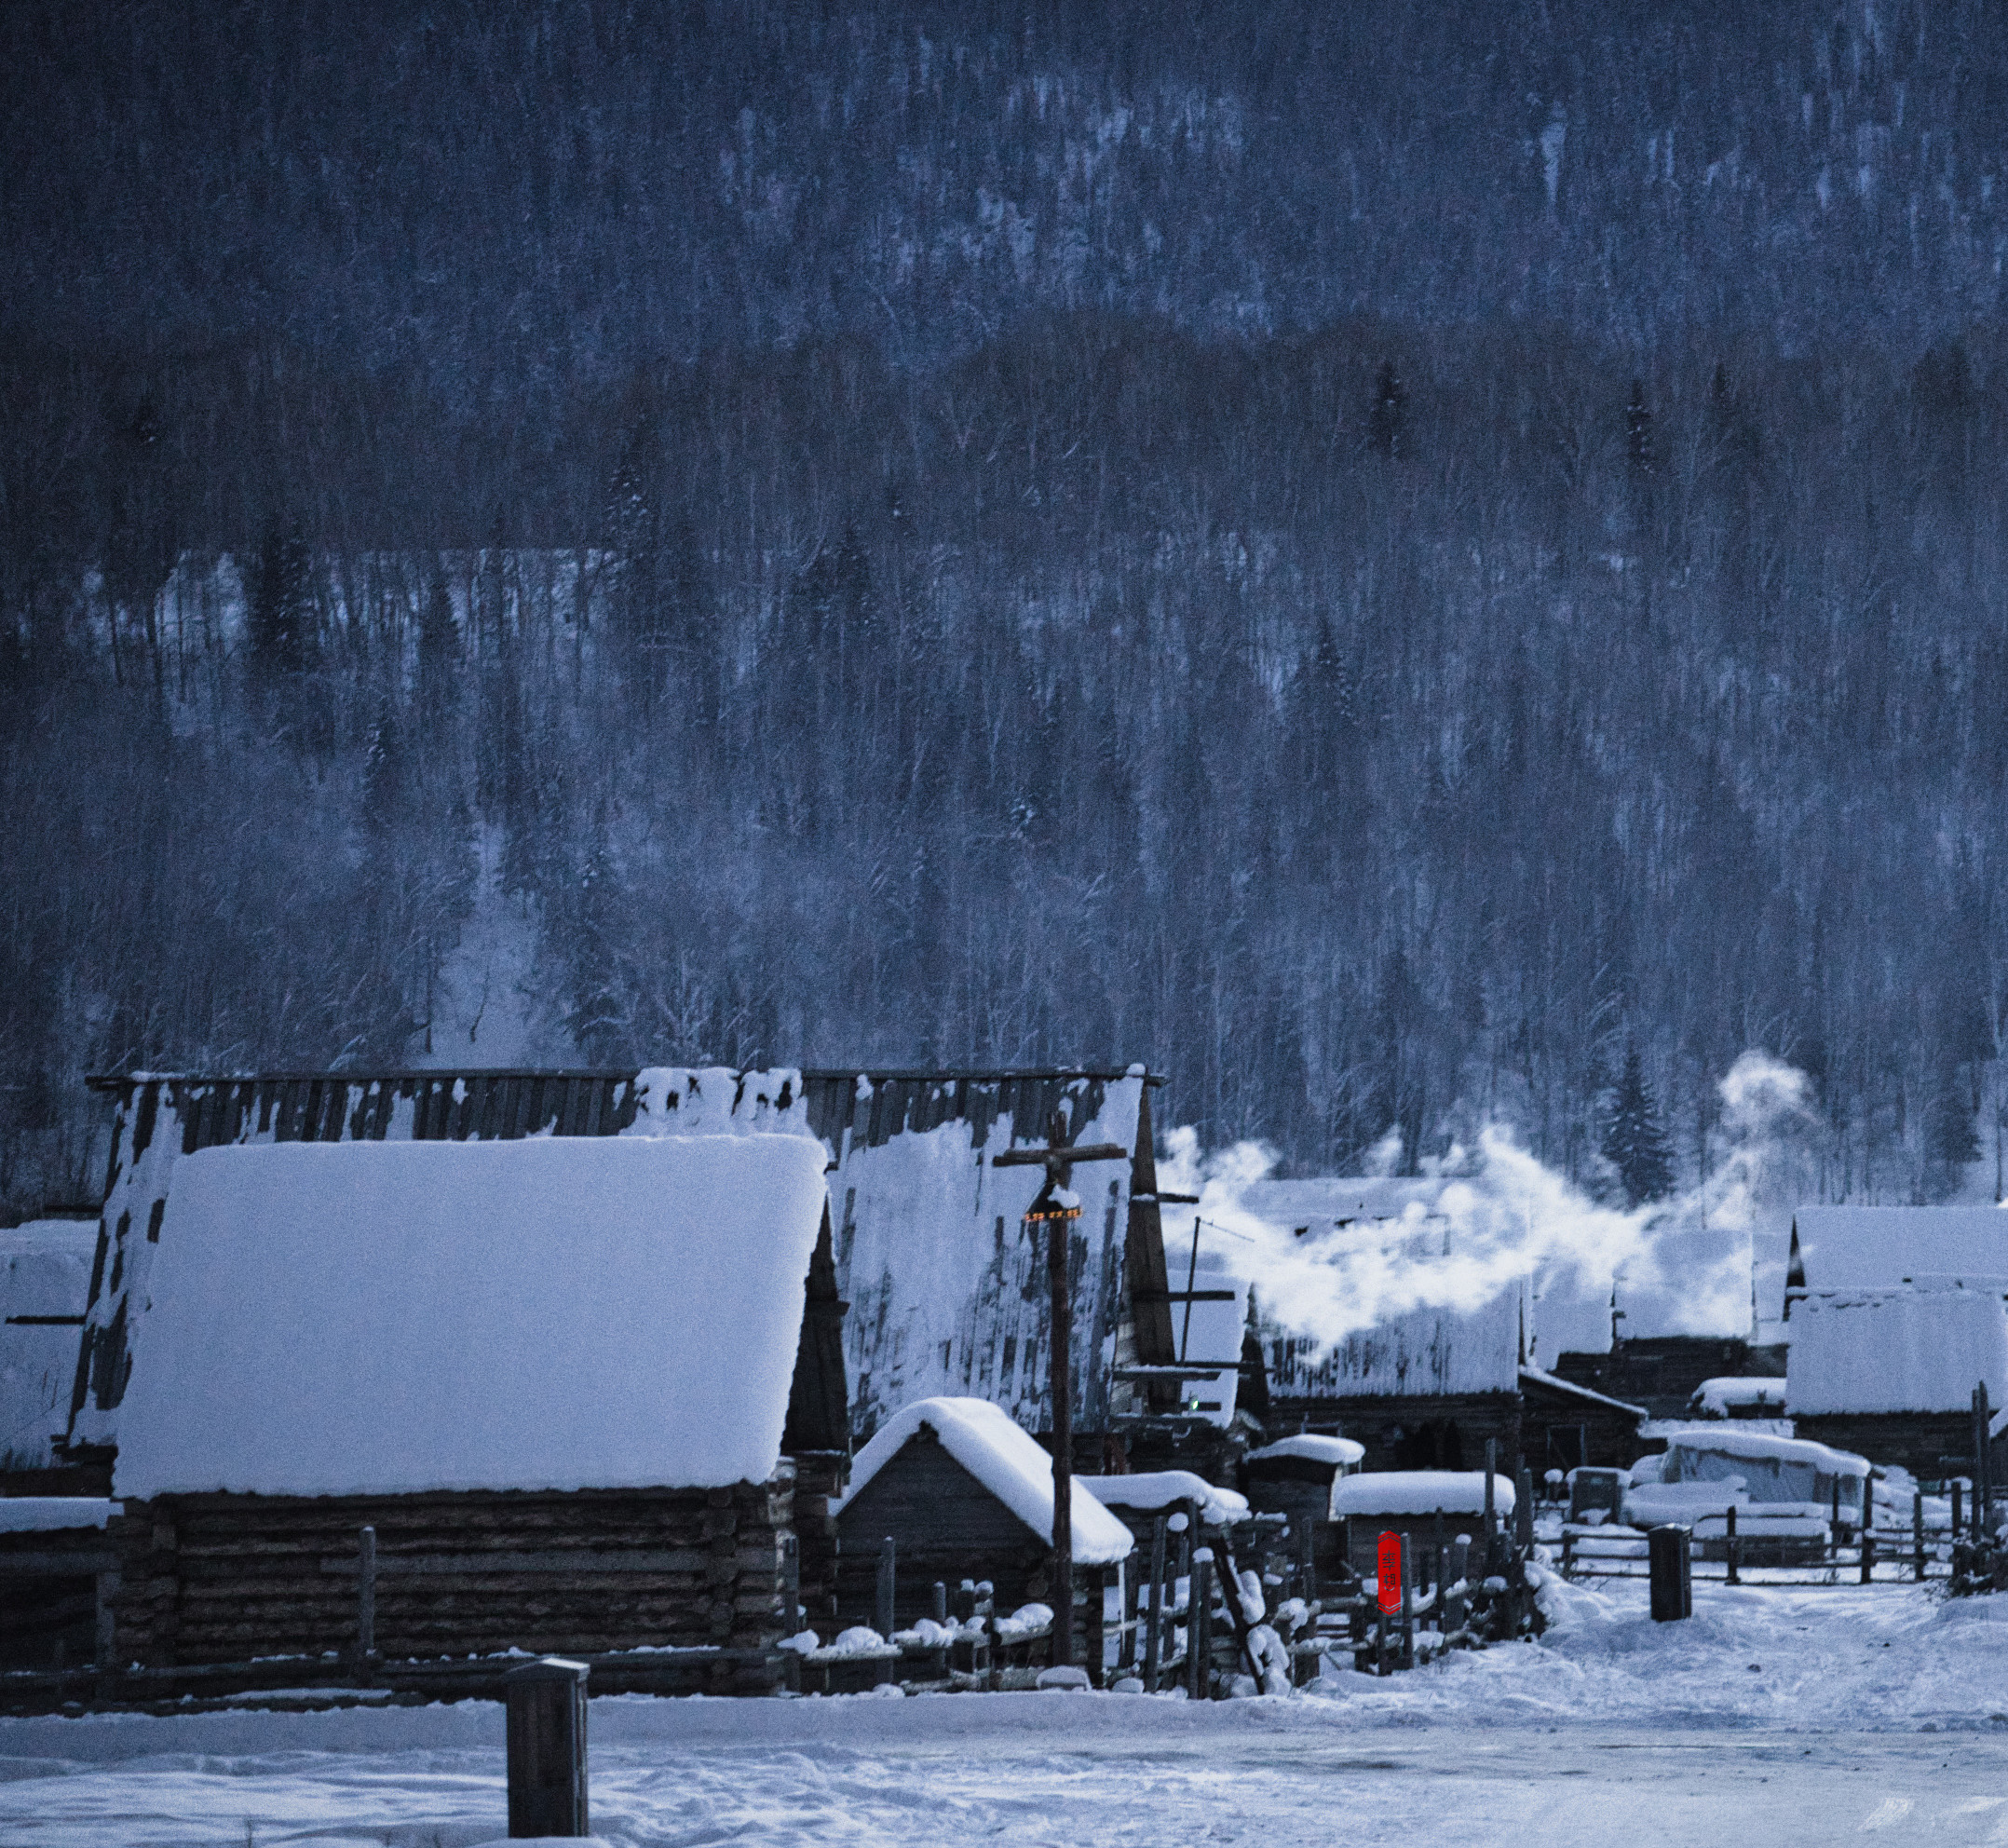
xmin=7 ymin=1577 xmax=2008 ymax=1845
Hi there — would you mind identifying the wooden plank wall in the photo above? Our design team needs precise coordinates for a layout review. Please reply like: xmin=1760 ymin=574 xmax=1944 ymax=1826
xmin=1267 ymin=1390 xmax=1524 ymax=1475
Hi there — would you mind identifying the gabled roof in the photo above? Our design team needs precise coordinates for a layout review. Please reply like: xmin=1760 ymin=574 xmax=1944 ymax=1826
xmin=113 ymin=1134 xmax=828 ymax=1499
xmin=834 ymin=1396 xmax=1134 ymax=1566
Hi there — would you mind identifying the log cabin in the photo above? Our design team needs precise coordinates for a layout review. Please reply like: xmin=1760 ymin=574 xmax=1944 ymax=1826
xmin=99 ymin=1128 xmax=830 ymax=1687
xmin=828 ymin=1396 xmax=1134 ymax=1666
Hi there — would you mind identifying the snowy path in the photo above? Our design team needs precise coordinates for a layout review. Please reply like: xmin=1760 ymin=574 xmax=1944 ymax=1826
xmin=5 ymin=1579 xmax=2008 ymax=1846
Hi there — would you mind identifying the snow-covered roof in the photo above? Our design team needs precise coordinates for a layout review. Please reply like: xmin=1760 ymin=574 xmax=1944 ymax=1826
xmin=0 ymin=1497 xmax=119 ymax=1532
xmin=834 ymin=1397 xmax=1134 ymax=1566
xmin=1664 ymin=1425 xmax=1871 ymax=1478
xmin=1785 ymin=1287 xmax=2008 ymax=1417
xmin=1077 ymin=1471 xmax=1252 ymax=1526
xmin=0 ymin=1218 xmax=96 ymax=1470
xmin=1269 ymin=1284 xmax=1526 ymax=1400
xmin=1787 ymin=1206 xmax=2008 ymax=1315
xmin=1518 ymin=1364 xmax=1648 ymax=1419
xmin=1329 ymin=1470 xmax=1517 ymax=1518
xmin=1691 ymin=1377 xmax=1788 ymax=1415
xmin=1244 ymin=1434 xmax=1365 ymax=1469
xmin=113 ymin=1135 xmax=828 ymax=1499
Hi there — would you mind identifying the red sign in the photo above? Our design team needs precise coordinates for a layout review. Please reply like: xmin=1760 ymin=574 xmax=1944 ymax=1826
xmin=1376 ymin=1530 xmax=1402 ymax=1612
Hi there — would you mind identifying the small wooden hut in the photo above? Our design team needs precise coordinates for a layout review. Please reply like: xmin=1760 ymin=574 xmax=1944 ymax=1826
xmin=830 ymin=1396 xmax=1133 ymax=1650
xmin=102 ymin=1129 xmax=830 ymax=1689
xmin=1328 ymin=1470 xmax=1516 ymax=1579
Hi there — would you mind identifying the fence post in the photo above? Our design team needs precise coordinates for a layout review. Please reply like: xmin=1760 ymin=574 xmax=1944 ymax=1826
xmin=1724 ymin=1503 xmax=1739 ymax=1586
xmin=1296 ymin=1515 xmax=1318 ymax=1604
xmin=1144 ymin=1516 xmax=1167 ymax=1692
xmin=1188 ymin=1553 xmax=1213 ymax=1699
xmin=357 ymin=1526 xmax=376 ymax=1666
xmin=1648 ymin=1525 xmax=1691 ymax=1623
xmin=1514 ymin=1467 xmax=1534 ymax=1556
xmin=1399 ymin=1532 xmax=1415 ymax=1669
xmin=1953 ymin=1480 xmax=1965 ymax=1542
xmin=1860 ymin=1524 xmax=1875 ymax=1585
xmin=1976 ymin=1383 xmax=1995 ymax=1535
xmin=1914 ymin=1489 xmax=1926 ymax=1583
xmin=506 ymin=1656 xmax=590 ymax=1839
xmin=875 ymin=1537 xmax=896 ymax=1639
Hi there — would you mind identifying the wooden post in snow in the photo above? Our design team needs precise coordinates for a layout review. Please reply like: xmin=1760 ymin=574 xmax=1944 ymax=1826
xmin=993 ymin=1118 xmax=1129 ymax=1674
xmin=1914 ymin=1488 xmax=1927 ymax=1583
xmin=1143 ymin=1515 xmax=1167 ymax=1691
xmin=356 ymin=1526 xmax=376 ymax=1666
xmin=1047 ymin=1179 xmax=1075 ymax=1665
xmin=506 ymin=1656 xmax=590 ymax=1839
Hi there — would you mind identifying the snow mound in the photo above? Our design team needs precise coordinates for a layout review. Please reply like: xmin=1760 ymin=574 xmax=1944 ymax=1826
xmin=836 ymin=1397 xmax=1134 ymax=1566
xmin=622 ymin=1067 xmax=818 ymax=1139
xmin=1245 ymin=1434 xmax=1365 ymax=1468
xmin=1078 ymin=1470 xmax=1252 ymax=1526
xmin=1330 ymin=1471 xmax=1516 ymax=1518
xmin=114 ymin=1135 xmax=828 ymax=1498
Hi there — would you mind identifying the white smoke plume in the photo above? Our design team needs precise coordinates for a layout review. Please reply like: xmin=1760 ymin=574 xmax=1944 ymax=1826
xmin=1160 ymin=1050 xmax=1822 ymax=1357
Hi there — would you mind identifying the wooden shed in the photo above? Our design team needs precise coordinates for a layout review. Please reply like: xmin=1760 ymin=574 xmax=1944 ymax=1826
xmin=829 ymin=1396 xmax=1133 ymax=1648
xmin=100 ymin=1129 xmax=830 ymax=1690
xmin=1328 ymin=1470 xmax=1516 ymax=1580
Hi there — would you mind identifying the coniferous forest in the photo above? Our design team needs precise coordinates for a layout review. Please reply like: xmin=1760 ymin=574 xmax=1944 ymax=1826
xmin=7 ymin=0 xmax=2008 ymax=1216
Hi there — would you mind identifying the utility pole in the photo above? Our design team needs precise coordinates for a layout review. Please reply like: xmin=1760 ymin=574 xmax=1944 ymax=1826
xmin=993 ymin=1110 xmax=1128 ymax=1669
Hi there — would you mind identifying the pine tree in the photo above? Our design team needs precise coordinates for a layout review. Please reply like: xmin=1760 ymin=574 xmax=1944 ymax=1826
xmin=1368 ymin=360 xmax=1407 ymax=458
xmin=246 ymin=521 xmax=316 ymax=677
xmin=1602 ymin=1043 xmax=1675 ymax=1206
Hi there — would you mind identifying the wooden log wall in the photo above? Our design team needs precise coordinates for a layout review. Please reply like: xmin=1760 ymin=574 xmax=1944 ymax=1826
xmin=109 ymin=1475 xmax=794 ymax=1692
xmin=1264 ymin=1391 xmax=1523 ymax=1476
xmin=1794 ymin=1412 xmax=2008 ymax=1486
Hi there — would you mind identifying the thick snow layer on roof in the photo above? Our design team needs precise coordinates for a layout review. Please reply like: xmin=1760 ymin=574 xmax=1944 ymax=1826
xmin=114 ymin=1135 xmax=827 ymax=1499
xmin=1330 ymin=1471 xmax=1517 ymax=1518
xmin=1692 ymin=1377 xmax=1788 ymax=1416
xmin=1789 ymin=1206 xmax=2008 ymax=1307
xmin=1245 ymin=1434 xmax=1366 ymax=1468
xmin=622 ymin=1067 xmax=818 ymax=1139
xmin=1786 ymin=1287 xmax=2008 ymax=1416
xmin=0 ymin=1497 xmax=119 ymax=1532
xmin=1077 ymin=1471 xmax=1252 ymax=1525
xmin=835 ymin=1397 xmax=1133 ymax=1566
xmin=0 ymin=1219 xmax=95 ymax=1470
xmin=1665 ymin=1427 xmax=1870 ymax=1478
xmin=1269 ymin=1285 xmax=1525 ymax=1400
